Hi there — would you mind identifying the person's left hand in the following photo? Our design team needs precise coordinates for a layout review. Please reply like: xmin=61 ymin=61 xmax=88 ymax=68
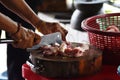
xmin=36 ymin=21 xmax=68 ymax=41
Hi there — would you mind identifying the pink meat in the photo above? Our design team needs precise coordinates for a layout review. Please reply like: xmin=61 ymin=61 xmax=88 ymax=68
xmin=40 ymin=42 xmax=84 ymax=57
xmin=106 ymin=25 xmax=119 ymax=32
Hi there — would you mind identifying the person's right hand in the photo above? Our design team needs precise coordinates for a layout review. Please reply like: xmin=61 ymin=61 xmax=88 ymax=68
xmin=10 ymin=26 xmax=41 ymax=49
xmin=35 ymin=21 xmax=68 ymax=41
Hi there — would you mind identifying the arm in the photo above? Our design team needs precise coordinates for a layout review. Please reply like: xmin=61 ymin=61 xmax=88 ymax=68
xmin=0 ymin=12 xmax=41 ymax=49
xmin=0 ymin=0 xmax=68 ymax=40
xmin=0 ymin=0 xmax=39 ymax=27
xmin=0 ymin=12 xmax=18 ymax=34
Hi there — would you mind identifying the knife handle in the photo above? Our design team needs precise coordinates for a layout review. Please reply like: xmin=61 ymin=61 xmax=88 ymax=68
xmin=0 ymin=39 xmax=14 ymax=44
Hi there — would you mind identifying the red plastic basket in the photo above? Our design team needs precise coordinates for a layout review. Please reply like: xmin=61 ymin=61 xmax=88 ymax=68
xmin=81 ymin=13 xmax=120 ymax=65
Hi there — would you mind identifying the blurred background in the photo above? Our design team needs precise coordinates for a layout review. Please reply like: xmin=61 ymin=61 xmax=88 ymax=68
xmin=0 ymin=0 xmax=120 ymax=80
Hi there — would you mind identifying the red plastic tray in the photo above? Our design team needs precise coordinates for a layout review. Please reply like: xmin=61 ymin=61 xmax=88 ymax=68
xmin=22 ymin=64 xmax=120 ymax=80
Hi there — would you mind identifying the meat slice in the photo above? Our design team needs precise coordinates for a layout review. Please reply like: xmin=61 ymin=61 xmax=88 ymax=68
xmin=38 ymin=42 xmax=85 ymax=57
xmin=106 ymin=25 xmax=119 ymax=32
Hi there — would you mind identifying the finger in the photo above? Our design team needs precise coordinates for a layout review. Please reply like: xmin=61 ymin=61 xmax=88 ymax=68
xmin=12 ymin=39 xmax=23 ymax=48
xmin=24 ymin=30 xmax=35 ymax=48
xmin=56 ymin=24 xmax=68 ymax=41
xmin=61 ymin=32 xmax=67 ymax=41
xmin=33 ymin=33 xmax=41 ymax=45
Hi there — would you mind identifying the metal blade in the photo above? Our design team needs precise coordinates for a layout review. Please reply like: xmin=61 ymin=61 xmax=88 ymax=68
xmin=27 ymin=32 xmax=62 ymax=52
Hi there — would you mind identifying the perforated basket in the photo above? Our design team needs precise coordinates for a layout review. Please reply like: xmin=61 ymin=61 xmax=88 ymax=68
xmin=81 ymin=13 xmax=120 ymax=65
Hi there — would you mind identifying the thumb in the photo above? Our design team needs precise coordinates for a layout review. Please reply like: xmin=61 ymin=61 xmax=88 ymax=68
xmin=33 ymin=33 xmax=41 ymax=45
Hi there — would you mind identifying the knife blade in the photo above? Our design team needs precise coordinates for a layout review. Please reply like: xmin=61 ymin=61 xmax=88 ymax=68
xmin=27 ymin=32 xmax=62 ymax=51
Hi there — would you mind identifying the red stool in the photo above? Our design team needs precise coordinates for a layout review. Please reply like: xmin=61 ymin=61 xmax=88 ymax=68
xmin=22 ymin=64 xmax=120 ymax=80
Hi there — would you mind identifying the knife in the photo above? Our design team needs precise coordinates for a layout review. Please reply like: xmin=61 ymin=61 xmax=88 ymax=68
xmin=0 ymin=39 xmax=14 ymax=43
xmin=0 ymin=32 xmax=62 ymax=51
xmin=27 ymin=32 xmax=62 ymax=51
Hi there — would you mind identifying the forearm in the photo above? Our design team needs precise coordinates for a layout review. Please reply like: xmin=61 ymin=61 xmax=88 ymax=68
xmin=0 ymin=12 xmax=18 ymax=34
xmin=0 ymin=13 xmax=41 ymax=49
xmin=0 ymin=0 xmax=68 ymax=40
xmin=0 ymin=0 xmax=40 ymax=28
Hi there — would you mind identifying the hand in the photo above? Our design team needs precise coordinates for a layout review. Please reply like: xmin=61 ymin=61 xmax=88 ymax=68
xmin=36 ymin=21 xmax=68 ymax=41
xmin=10 ymin=26 xmax=41 ymax=49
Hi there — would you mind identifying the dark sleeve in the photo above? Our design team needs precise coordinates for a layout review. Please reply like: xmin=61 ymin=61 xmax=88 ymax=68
xmin=25 ymin=0 xmax=43 ymax=13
